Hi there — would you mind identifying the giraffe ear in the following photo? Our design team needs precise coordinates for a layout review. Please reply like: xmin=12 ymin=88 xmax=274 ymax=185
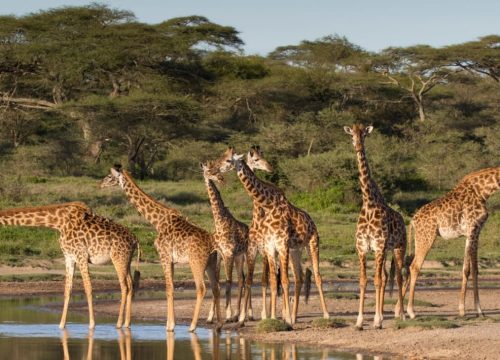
xmin=111 ymin=167 xmax=120 ymax=177
xmin=234 ymin=153 xmax=244 ymax=161
xmin=366 ymin=125 xmax=374 ymax=134
xmin=343 ymin=126 xmax=353 ymax=135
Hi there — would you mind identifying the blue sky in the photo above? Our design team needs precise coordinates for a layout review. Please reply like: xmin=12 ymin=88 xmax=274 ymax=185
xmin=3 ymin=0 xmax=499 ymax=55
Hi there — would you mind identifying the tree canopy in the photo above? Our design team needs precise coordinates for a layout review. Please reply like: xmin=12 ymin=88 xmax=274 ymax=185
xmin=0 ymin=4 xmax=498 ymax=208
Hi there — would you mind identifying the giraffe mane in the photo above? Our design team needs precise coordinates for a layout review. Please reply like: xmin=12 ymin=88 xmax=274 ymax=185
xmin=0 ymin=202 xmax=90 ymax=215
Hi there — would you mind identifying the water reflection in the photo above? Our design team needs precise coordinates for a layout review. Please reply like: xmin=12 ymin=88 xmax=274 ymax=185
xmin=54 ymin=326 xmax=376 ymax=360
xmin=0 ymin=295 xmax=384 ymax=359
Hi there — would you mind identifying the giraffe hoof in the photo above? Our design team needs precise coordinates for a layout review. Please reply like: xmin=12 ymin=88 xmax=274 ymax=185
xmin=214 ymin=322 xmax=223 ymax=333
xmin=235 ymin=321 xmax=245 ymax=330
xmin=188 ymin=326 xmax=196 ymax=333
xmin=355 ymin=325 xmax=363 ymax=331
xmin=248 ymin=315 xmax=255 ymax=321
xmin=206 ymin=319 xmax=214 ymax=325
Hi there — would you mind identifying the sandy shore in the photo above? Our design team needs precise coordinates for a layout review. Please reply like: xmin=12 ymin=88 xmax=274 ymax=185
xmin=1 ymin=276 xmax=498 ymax=359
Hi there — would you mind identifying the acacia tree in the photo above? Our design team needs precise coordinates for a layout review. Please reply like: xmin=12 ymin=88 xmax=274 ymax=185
xmin=72 ymin=93 xmax=202 ymax=178
xmin=0 ymin=5 xmax=243 ymax=164
xmin=373 ymin=45 xmax=457 ymax=122
xmin=444 ymin=35 xmax=500 ymax=82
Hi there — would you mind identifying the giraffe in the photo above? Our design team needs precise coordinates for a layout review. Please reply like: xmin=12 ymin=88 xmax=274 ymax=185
xmin=200 ymin=161 xmax=250 ymax=322
xmin=344 ymin=124 xmax=406 ymax=329
xmin=100 ymin=165 xmax=221 ymax=332
xmin=212 ymin=146 xmax=330 ymax=325
xmin=0 ymin=202 xmax=138 ymax=330
xmin=203 ymin=150 xmax=281 ymax=323
xmin=401 ymin=166 xmax=500 ymax=319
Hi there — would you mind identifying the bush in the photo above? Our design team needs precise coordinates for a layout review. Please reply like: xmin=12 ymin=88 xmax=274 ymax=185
xmin=311 ymin=318 xmax=348 ymax=329
xmin=256 ymin=319 xmax=292 ymax=333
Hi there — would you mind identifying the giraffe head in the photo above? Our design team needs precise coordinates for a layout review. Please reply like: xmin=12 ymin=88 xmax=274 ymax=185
xmin=100 ymin=164 xmax=125 ymax=189
xmin=200 ymin=161 xmax=225 ymax=184
xmin=343 ymin=124 xmax=373 ymax=152
xmin=212 ymin=147 xmax=238 ymax=173
xmin=246 ymin=145 xmax=273 ymax=172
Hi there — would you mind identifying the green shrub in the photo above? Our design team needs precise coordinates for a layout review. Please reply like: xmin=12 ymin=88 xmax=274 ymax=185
xmin=256 ymin=319 xmax=292 ymax=333
xmin=311 ymin=318 xmax=348 ymax=329
xmin=395 ymin=316 xmax=459 ymax=330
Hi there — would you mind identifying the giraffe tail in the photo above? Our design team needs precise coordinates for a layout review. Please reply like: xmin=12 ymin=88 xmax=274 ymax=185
xmin=389 ymin=257 xmax=396 ymax=297
xmin=276 ymin=264 xmax=282 ymax=297
xmin=132 ymin=242 xmax=141 ymax=298
xmin=304 ymin=267 xmax=312 ymax=304
xmin=404 ymin=220 xmax=415 ymax=281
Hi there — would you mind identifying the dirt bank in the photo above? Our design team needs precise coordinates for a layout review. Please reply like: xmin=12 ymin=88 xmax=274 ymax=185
xmin=1 ymin=269 xmax=499 ymax=359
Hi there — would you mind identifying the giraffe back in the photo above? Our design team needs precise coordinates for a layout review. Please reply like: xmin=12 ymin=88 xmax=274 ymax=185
xmin=61 ymin=210 xmax=138 ymax=264
xmin=155 ymin=214 xmax=216 ymax=264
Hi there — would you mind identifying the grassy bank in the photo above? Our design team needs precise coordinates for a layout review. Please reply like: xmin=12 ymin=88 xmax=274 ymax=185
xmin=0 ymin=174 xmax=499 ymax=270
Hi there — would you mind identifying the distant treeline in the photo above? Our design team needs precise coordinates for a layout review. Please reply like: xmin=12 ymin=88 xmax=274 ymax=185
xmin=0 ymin=4 xmax=498 ymax=212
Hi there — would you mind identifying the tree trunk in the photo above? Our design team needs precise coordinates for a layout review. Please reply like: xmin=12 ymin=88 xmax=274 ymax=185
xmin=412 ymin=94 xmax=426 ymax=122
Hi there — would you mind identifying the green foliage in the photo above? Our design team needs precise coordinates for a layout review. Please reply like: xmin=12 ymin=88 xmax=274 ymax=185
xmin=326 ymin=292 xmax=359 ymax=300
xmin=394 ymin=316 xmax=460 ymax=330
xmin=256 ymin=319 xmax=292 ymax=333
xmin=0 ymin=5 xmax=499 ymax=268
xmin=311 ymin=318 xmax=348 ymax=329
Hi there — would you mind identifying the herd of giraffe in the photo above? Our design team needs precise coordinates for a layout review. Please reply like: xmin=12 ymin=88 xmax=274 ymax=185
xmin=0 ymin=124 xmax=498 ymax=333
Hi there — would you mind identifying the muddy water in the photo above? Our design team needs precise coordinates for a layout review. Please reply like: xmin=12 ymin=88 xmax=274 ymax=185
xmin=0 ymin=296 xmax=379 ymax=359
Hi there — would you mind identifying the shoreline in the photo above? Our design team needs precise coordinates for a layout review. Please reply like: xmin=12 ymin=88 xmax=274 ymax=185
xmin=1 ymin=279 xmax=499 ymax=359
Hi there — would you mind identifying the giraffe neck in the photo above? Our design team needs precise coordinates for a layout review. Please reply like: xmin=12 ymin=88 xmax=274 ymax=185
xmin=120 ymin=171 xmax=179 ymax=228
xmin=235 ymin=160 xmax=281 ymax=206
xmin=0 ymin=202 xmax=88 ymax=230
xmin=355 ymin=147 xmax=384 ymax=205
xmin=204 ymin=178 xmax=229 ymax=229
xmin=461 ymin=166 xmax=500 ymax=201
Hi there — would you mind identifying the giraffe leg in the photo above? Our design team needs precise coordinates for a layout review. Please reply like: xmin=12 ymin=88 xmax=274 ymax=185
xmin=277 ymin=247 xmax=292 ymax=325
xmin=113 ymin=258 xmax=129 ymax=329
xmin=238 ymin=246 xmax=256 ymax=325
xmin=406 ymin=233 xmax=434 ymax=319
xmin=289 ymin=248 xmax=303 ymax=325
xmin=393 ymin=249 xmax=406 ymax=320
xmin=470 ymin=240 xmax=483 ymax=316
xmin=78 ymin=259 xmax=95 ymax=329
xmin=266 ymin=252 xmax=278 ymax=320
xmin=124 ymin=269 xmax=133 ymax=328
xmin=373 ymin=251 xmax=385 ymax=329
xmin=189 ymin=261 xmax=208 ymax=332
xmin=309 ymin=233 xmax=330 ymax=319
xmin=355 ymin=251 xmax=367 ymax=330
xmin=207 ymin=253 xmax=221 ymax=324
xmin=459 ymin=238 xmax=473 ymax=317
xmin=162 ymin=259 xmax=175 ymax=332
xmin=205 ymin=254 xmax=222 ymax=331
xmin=234 ymin=254 xmax=245 ymax=322
xmin=261 ymin=254 xmax=270 ymax=320
xmin=379 ymin=257 xmax=388 ymax=324
xmin=222 ymin=254 xmax=235 ymax=322
xmin=59 ymin=256 xmax=76 ymax=329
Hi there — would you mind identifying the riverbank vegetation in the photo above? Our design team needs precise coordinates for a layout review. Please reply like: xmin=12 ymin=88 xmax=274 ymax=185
xmin=0 ymin=4 xmax=499 ymax=266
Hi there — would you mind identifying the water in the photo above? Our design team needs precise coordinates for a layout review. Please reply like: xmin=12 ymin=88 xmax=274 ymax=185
xmin=0 ymin=295 xmax=379 ymax=359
